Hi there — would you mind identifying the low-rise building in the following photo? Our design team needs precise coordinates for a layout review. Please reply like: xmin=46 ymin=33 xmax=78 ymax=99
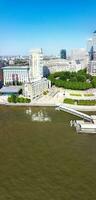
xmin=3 ymin=66 xmax=29 ymax=85
xmin=0 ymin=86 xmax=22 ymax=95
xmin=43 ymin=59 xmax=84 ymax=75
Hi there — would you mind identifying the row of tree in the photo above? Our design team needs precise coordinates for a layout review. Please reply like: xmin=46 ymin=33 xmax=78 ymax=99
xmin=48 ymin=69 xmax=96 ymax=90
xmin=8 ymin=95 xmax=31 ymax=103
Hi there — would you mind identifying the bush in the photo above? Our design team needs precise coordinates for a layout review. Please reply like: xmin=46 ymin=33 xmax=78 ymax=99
xmin=43 ymin=91 xmax=48 ymax=95
xmin=10 ymin=94 xmax=17 ymax=103
xmin=8 ymin=95 xmax=31 ymax=103
xmin=91 ymin=77 xmax=96 ymax=88
xmin=8 ymin=97 xmax=12 ymax=103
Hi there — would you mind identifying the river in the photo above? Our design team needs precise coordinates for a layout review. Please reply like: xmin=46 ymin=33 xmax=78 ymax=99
xmin=0 ymin=106 xmax=96 ymax=200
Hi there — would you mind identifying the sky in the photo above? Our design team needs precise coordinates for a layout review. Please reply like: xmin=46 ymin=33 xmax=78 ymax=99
xmin=0 ymin=0 xmax=96 ymax=56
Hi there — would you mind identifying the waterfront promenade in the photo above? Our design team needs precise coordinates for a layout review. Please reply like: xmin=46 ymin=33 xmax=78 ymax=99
xmin=1 ymin=99 xmax=96 ymax=111
xmin=1 ymin=87 xmax=96 ymax=111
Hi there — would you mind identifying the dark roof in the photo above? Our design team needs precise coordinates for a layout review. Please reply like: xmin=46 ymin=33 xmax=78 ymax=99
xmin=0 ymin=86 xmax=22 ymax=94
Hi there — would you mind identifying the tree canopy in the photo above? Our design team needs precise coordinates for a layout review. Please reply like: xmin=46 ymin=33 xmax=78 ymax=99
xmin=48 ymin=69 xmax=95 ymax=90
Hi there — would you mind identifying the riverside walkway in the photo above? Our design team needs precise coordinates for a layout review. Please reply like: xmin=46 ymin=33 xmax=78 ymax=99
xmin=58 ymin=104 xmax=94 ymax=123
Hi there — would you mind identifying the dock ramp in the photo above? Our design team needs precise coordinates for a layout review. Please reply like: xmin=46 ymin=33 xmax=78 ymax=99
xmin=58 ymin=104 xmax=94 ymax=123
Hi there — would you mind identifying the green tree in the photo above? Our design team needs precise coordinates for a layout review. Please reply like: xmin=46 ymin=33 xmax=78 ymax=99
xmin=92 ymin=77 xmax=96 ymax=88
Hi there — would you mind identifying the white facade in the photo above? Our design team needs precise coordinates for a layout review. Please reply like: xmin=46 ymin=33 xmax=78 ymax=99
xmin=3 ymin=66 xmax=29 ymax=85
xmin=3 ymin=49 xmax=51 ymax=100
xmin=88 ymin=61 xmax=96 ymax=76
xmin=43 ymin=59 xmax=84 ymax=74
xmin=87 ymin=31 xmax=96 ymax=75
xmin=23 ymin=78 xmax=51 ymax=99
xmin=70 ymin=48 xmax=88 ymax=61
xmin=29 ymin=49 xmax=43 ymax=81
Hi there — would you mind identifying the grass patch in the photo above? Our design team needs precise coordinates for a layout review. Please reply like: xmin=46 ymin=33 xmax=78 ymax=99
xmin=70 ymin=93 xmax=82 ymax=96
xmin=84 ymin=93 xmax=94 ymax=97
xmin=78 ymin=100 xmax=96 ymax=105
xmin=64 ymin=98 xmax=96 ymax=105
xmin=64 ymin=98 xmax=76 ymax=104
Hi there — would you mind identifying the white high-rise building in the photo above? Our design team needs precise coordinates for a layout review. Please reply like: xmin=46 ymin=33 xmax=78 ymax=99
xmin=29 ymin=49 xmax=43 ymax=81
xmin=23 ymin=48 xmax=51 ymax=100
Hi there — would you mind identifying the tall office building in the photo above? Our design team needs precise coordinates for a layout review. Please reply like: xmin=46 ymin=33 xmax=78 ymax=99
xmin=60 ymin=49 xmax=67 ymax=59
xmin=87 ymin=38 xmax=92 ymax=52
xmin=88 ymin=31 xmax=96 ymax=75
xmin=87 ymin=31 xmax=96 ymax=61
xmin=29 ymin=49 xmax=43 ymax=81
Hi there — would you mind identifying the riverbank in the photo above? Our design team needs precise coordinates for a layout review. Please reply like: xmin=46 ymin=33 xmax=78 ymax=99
xmin=0 ymin=102 xmax=56 ymax=107
xmin=1 ymin=86 xmax=96 ymax=111
xmin=1 ymin=101 xmax=96 ymax=111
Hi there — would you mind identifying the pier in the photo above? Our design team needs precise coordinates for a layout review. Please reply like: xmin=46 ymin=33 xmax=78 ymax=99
xmin=58 ymin=104 xmax=94 ymax=123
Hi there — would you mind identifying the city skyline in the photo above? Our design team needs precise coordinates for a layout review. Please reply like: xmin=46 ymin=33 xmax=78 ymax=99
xmin=0 ymin=0 xmax=96 ymax=55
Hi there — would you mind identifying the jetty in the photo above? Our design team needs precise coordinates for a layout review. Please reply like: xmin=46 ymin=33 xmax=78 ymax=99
xmin=58 ymin=104 xmax=94 ymax=123
xmin=58 ymin=104 xmax=96 ymax=133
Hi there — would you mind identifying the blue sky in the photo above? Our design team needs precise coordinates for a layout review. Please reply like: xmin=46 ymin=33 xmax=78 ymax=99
xmin=0 ymin=0 xmax=96 ymax=55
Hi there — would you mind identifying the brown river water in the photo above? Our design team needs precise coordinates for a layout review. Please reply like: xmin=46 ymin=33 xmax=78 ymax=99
xmin=0 ymin=106 xmax=96 ymax=200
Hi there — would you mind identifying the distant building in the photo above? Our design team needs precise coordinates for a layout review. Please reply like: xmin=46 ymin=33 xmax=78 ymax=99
xmin=60 ymin=49 xmax=67 ymax=59
xmin=43 ymin=58 xmax=84 ymax=75
xmin=70 ymin=48 xmax=88 ymax=61
xmin=88 ymin=31 xmax=96 ymax=75
xmin=87 ymin=38 xmax=93 ymax=55
xmin=9 ymin=59 xmax=15 ymax=66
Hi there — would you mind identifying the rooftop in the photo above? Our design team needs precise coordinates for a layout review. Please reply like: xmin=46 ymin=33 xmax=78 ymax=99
xmin=2 ymin=66 xmax=29 ymax=70
xmin=0 ymin=86 xmax=22 ymax=94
